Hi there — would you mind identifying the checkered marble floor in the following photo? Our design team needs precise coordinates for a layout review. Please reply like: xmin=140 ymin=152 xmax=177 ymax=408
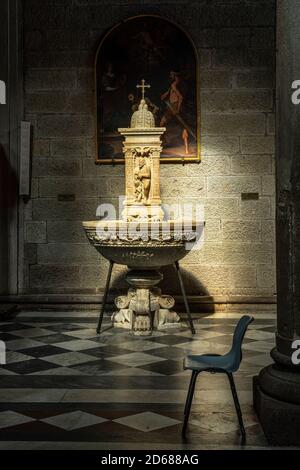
xmin=0 ymin=310 xmax=276 ymax=449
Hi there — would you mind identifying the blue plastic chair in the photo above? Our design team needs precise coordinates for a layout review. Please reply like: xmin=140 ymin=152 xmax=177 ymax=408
xmin=182 ymin=315 xmax=254 ymax=440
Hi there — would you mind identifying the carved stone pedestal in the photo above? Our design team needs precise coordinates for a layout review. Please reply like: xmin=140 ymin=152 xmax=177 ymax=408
xmin=118 ymin=128 xmax=166 ymax=223
xmin=83 ymin=84 xmax=199 ymax=337
xmin=111 ymin=269 xmax=181 ymax=335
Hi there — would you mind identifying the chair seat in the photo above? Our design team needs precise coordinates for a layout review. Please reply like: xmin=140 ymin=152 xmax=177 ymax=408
xmin=184 ymin=352 xmax=235 ymax=372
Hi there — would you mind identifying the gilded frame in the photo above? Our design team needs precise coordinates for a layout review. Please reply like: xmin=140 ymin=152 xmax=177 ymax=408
xmin=94 ymin=14 xmax=201 ymax=164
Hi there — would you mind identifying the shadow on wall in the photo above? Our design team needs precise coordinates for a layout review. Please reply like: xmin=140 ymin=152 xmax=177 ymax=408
xmin=160 ymin=265 xmax=215 ymax=314
xmin=0 ymin=143 xmax=18 ymax=210
xmin=108 ymin=263 xmax=215 ymax=314
xmin=0 ymin=143 xmax=18 ymax=293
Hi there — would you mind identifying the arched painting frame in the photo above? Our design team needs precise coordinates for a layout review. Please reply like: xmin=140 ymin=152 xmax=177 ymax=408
xmin=95 ymin=15 xmax=200 ymax=164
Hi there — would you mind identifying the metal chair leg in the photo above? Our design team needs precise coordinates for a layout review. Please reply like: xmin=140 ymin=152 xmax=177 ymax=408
xmin=227 ymin=372 xmax=246 ymax=441
xmin=174 ymin=261 xmax=195 ymax=334
xmin=96 ymin=260 xmax=114 ymax=334
xmin=184 ymin=371 xmax=195 ymax=415
xmin=182 ymin=371 xmax=198 ymax=436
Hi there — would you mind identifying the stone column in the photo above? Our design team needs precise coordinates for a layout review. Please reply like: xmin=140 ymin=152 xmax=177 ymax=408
xmin=150 ymin=147 xmax=162 ymax=206
xmin=124 ymin=148 xmax=135 ymax=205
xmin=253 ymin=0 xmax=300 ymax=445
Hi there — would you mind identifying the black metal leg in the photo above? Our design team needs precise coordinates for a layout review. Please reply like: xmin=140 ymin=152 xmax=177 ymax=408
xmin=184 ymin=371 xmax=196 ymax=415
xmin=227 ymin=372 xmax=246 ymax=441
xmin=182 ymin=371 xmax=198 ymax=436
xmin=96 ymin=260 xmax=114 ymax=334
xmin=174 ymin=261 xmax=195 ymax=334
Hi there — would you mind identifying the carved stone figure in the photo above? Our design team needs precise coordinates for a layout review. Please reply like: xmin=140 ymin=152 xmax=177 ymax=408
xmin=134 ymin=155 xmax=151 ymax=203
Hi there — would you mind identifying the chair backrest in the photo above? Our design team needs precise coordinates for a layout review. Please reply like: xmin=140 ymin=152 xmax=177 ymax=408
xmin=229 ymin=315 xmax=254 ymax=371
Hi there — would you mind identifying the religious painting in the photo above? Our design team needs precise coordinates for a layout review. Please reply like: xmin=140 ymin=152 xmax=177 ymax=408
xmin=95 ymin=15 xmax=200 ymax=163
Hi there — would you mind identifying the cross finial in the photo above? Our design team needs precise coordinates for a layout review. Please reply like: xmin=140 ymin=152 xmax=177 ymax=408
xmin=136 ymin=79 xmax=150 ymax=100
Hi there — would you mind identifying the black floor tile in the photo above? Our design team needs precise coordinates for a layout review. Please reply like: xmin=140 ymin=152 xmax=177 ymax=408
xmin=258 ymin=326 xmax=276 ymax=333
xmin=18 ymin=345 xmax=69 ymax=358
xmin=70 ymin=359 xmax=127 ymax=374
xmin=84 ymin=346 xmax=135 ymax=358
xmin=3 ymin=359 xmax=60 ymax=374
xmin=139 ymin=359 xmax=184 ymax=376
xmin=0 ymin=332 xmax=22 ymax=342
xmin=45 ymin=324 xmax=89 ymax=333
xmin=34 ymin=333 xmax=79 ymax=344
xmin=148 ymin=347 xmax=187 ymax=361
xmin=207 ymin=326 xmax=243 ymax=334
xmin=145 ymin=335 xmax=194 ymax=346
xmin=0 ymin=323 xmax=33 ymax=332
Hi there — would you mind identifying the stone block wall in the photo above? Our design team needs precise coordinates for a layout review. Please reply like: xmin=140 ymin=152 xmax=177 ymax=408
xmin=22 ymin=0 xmax=276 ymax=300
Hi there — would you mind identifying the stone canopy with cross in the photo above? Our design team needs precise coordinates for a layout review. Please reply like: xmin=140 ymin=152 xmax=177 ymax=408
xmin=131 ymin=79 xmax=155 ymax=129
xmin=118 ymin=79 xmax=166 ymax=221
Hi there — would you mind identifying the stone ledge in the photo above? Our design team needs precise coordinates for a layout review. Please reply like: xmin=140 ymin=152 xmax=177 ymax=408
xmin=0 ymin=294 xmax=277 ymax=311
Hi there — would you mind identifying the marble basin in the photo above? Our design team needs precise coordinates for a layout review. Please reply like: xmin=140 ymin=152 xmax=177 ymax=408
xmin=82 ymin=220 xmax=200 ymax=268
xmin=82 ymin=219 xmax=203 ymax=335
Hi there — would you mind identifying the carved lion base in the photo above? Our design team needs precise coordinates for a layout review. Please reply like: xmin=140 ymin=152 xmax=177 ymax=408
xmin=111 ymin=283 xmax=181 ymax=335
xmin=112 ymin=306 xmax=181 ymax=334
